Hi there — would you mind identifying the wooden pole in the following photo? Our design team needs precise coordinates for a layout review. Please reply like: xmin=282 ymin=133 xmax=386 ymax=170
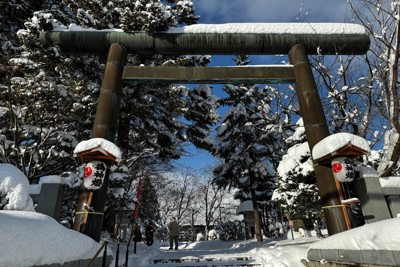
xmin=288 ymin=44 xmax=350 ymax=235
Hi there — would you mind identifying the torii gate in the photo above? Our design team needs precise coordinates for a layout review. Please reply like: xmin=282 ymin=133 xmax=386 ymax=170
xmin=40 ymin=23 xmax=370 ymax=241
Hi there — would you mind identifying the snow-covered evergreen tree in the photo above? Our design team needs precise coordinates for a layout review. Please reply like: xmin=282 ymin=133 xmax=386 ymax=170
xmin=272 ymin=118 xmax=322 ymax=222
xmin=216 ymin=220 xmax=246 ymax=241
xmin=139 ymin=176 xmax=160 ymax=222
xmin=213 ymin=82 xmax=286 ymax=242
xmin=0 ymin=0 xmax=211 ymax=174
xmin=107 ymin=165 xmax=135 ymax=210
xmin=185 ymin=84 xmax=220 ymax=151
xmin=0 ymin=0 xmax=220 ymax=232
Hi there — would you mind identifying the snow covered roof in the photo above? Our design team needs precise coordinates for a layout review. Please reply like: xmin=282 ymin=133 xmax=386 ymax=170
xmin=312 ymin=133 xmax=370 ymax=162
xmin=73 ymin=138 xmax=122 ymax=164
xmin=236 ymin=200 xmax=253 ymax=214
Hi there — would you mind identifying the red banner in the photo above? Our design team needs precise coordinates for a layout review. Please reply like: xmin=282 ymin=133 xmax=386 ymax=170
xmin=133 ymin=177 xmax=142 ymax=220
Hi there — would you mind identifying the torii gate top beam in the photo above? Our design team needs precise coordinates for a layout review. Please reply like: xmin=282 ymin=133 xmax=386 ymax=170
xmin=39 ymin=23 xmax=370 ymax=55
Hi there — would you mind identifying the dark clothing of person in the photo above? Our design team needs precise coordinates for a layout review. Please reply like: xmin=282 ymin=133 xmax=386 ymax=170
xmin=167 ymin=219 xmax=180 ymax=249
xmin=169 ymin=235 xmax=179 ymax=250
xmin=145 ymin=223 xmax=157 ymax=246
xmin=134 ymin=224 xmax=142 ymax=242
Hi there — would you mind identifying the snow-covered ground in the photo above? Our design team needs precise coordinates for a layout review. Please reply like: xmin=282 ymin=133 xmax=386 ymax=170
xmin=111 ymin=216 xmax=400 ymax=266
xmin=0 ymin=209 xmax=316 ymax=267
xmin=119 ymin=235 xmax=316 ymax=267
xmin=2 ymin=156 xmax=400 ymax=266
xmin=2 ymin=208 xmax=400 ymax=267
xmin=0 ymin=211 xmax=105 ymax=267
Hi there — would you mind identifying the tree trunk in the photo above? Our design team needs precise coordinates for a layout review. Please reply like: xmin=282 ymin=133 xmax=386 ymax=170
xmin=250 ymin=188 xmax=263 ymax=242
xmin=265 ymin=204 xmax=270 ymax=236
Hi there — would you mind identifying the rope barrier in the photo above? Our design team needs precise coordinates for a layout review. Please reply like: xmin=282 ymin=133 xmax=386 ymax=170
xmin=75 ymin=211 xmax=104 ymax=215
xmin=86 ymin=241 xmax=108 ymax=267
xmin=322 ymin=204 xmax=347 ymax=209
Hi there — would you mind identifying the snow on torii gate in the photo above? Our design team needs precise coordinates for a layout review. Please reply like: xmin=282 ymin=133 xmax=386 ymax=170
xmin=40 ymin=23 xmax=370 ymax=241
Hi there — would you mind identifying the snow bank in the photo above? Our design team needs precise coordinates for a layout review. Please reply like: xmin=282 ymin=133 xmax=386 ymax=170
xmin=379 ymin=176 xmax=400 ymax=188
xmin=309 ymin=217 xmax=400 ymax=251
xmin=0 ymin=164 xmax=34 ymax=211
xmin=0 ymin=211 xmax=104 ymax=267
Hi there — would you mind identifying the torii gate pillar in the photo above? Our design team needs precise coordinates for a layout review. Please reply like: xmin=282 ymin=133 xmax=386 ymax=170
xmin=289 ymin=44 xmax=351 ymax=233
xmin=73 ymin=43 xmax=127 ymax=241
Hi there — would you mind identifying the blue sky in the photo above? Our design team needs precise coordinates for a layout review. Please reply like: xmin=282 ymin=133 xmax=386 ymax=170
xmin=193 ymin=0 xmax=349 ymax=23
xmin=174 ymin=0 xmax=351 ymax=171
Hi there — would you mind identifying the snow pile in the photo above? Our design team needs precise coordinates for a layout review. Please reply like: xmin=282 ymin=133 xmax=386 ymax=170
xmin=379 ymin=176 xmax=400 ymax=188
xmin=74 ymin=137 xmax=122 ymax=161
xmin=312 ymin=133 xmax=370 ymax=160
xmin=309 ymin=217 xmax=400 ymax=251
xmin=0 ymin=211 xmax=104 ymax=267
xmin=0 ymin=164 xmax=34 ymax=211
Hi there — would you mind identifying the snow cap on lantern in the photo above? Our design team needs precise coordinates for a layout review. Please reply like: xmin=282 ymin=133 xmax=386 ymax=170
xmin=312 ymin=133 xmax=369 ymax=182
xmin=312 ymin=133 xmax=370 ymax=163
xmin=73 ymin=138 xmax=122 ymax=166
xmin=83 ymin=160 xmax=107 ymax=190
xmin=331 ymin=157 xmax=355 ymax=182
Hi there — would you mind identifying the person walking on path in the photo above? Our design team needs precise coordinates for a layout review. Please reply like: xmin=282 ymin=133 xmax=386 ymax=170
xmin=167 ymin=217 xmax=180 ymax=250
xmin=145 ymin=221 xmax=158 ymax=246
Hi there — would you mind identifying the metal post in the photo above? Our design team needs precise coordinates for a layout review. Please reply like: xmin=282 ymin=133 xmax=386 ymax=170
xmin=288 ymin=44 xmax=350 ymax=235
xmin=290 ymin=226 xmax=294 ymax=240
xmin=134 ymin=226 xmax=138 ymax=254
xmin=102 ymin=242 xmax=108 ymax=267
xmin=73 ymin=42 xmax=127 ymax=241
xmin=125 ymin=243 xmax=129 ymax=267
xmin=115 ymin=243 xmax=120 ymax=267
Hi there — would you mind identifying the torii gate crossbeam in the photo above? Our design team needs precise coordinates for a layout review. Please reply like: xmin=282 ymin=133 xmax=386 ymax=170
xmin=40 ymin=23 xmax=369 ymax=55
xmin=122 ymin=66 xmax=296 ymax=84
